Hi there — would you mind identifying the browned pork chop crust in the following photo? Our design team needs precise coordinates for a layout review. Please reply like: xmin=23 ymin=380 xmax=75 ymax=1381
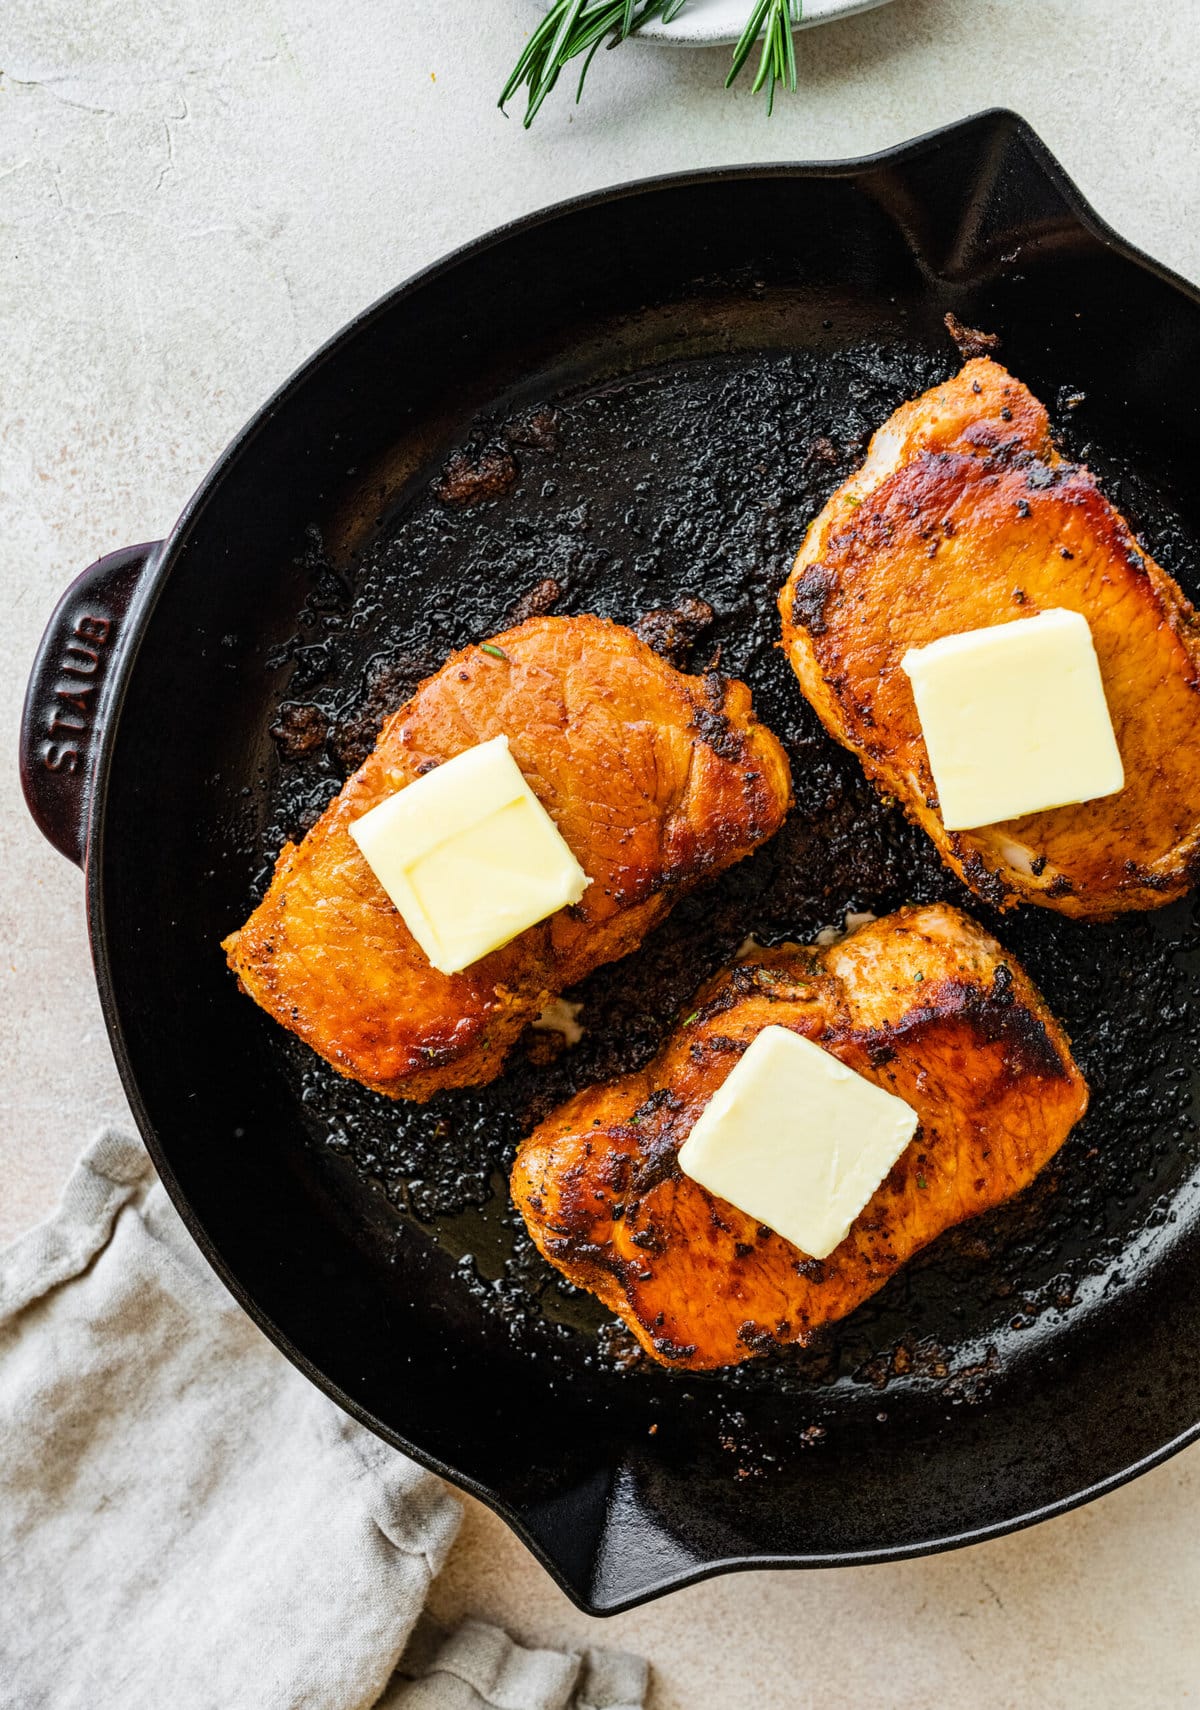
xmin=224 ymin=615 xmax=792 ymax=1100
xmin=779 ymin=358 xmax=1200 ymax=917
xmin=513 ymin=904 xmax=1087 ymax=1370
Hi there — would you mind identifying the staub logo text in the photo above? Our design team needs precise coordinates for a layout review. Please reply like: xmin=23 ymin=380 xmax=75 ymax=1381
xmin=41 ymin=611 xmax=112 ymax=772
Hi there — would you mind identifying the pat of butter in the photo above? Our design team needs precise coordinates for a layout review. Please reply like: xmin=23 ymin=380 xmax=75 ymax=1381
xmin=349 ymin=735 xmax=589 ymax=975
xmin=901 ymin=608 xmax=1124 ymax=832
xmin=676 ymin=1026 xmax=918 ymax=1260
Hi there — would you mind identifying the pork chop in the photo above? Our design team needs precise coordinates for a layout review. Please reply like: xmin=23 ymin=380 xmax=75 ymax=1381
xmin=512 ymin=904 xmax=1087 ymax=1370
xmin=779 ymin=358 xmax=1200 ymax=916
xmin=224 ymin=615 xmax=792 ymax=1100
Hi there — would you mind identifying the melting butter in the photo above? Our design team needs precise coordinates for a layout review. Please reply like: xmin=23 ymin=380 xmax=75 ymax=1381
xmin=349 ymin=734 xmax=588 ymax=975
xmin=677 ymin=1026 xmax=918 ymax=1261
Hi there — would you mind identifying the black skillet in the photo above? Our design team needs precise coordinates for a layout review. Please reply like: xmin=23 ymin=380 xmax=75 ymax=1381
xmin=20 ymin=111 xmax=1200 ymax=1613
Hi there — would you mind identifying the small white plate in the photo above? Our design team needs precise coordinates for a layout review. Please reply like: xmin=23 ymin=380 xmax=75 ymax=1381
xmin=623 ymin=0 xmax=896 ymax=46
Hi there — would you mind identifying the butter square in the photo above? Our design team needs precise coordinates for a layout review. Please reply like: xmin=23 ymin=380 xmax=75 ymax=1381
xmin=901 ymin=608 xmax=1124 ymax=832
xmin=677 ymin=1026 xmax=918 ymax=1260
xmin=349 ymin=735 xmax=589 ymax=975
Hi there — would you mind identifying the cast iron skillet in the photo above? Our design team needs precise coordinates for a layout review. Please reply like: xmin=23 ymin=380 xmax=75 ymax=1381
xmin=20 ymin=111 xmax=1200 ymax=1613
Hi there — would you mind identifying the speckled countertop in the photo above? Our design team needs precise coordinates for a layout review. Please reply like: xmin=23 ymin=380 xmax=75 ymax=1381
xmin=4 ymin=1 xmax=1200 ymax=1702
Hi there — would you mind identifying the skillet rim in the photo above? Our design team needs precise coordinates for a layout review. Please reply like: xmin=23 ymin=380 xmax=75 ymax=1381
xmin=82 ymin=108 xmax=1200 ymax=1613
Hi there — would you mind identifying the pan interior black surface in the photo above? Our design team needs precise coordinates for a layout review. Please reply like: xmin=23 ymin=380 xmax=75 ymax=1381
xmin=93 ymin=115 xmax=1200 ymax=1610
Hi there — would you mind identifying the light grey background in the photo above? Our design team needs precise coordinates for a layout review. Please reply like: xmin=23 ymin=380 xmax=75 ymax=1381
xmin=4 ymin=2 xmax=1199 ymax=1704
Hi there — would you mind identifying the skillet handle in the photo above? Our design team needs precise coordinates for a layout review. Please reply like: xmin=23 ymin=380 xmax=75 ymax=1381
xmin=19 ymin=542 xmax=163 ymax=868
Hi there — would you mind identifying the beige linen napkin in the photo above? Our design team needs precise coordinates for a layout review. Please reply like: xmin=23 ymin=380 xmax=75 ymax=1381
xmin=0 ymin=1130 xmax=647 ymax=1710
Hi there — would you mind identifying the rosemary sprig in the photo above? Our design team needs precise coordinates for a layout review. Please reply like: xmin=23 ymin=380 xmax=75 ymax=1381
xmin=500 ymin=0 xmax=687 ymax=128
xmin=725 ymin=0 xmax=799 ymax=114
xmin=500 ymin=0 xmax=802 ymax=127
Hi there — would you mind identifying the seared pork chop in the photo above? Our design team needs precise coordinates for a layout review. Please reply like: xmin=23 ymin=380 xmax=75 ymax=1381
xmin=513 ymin=904 xmax=1086 ymax=1370
xmin=224 ymin=615 xmax=792 ymax=1100
xmin=779 ymin=358 xmax=1200 ymax=917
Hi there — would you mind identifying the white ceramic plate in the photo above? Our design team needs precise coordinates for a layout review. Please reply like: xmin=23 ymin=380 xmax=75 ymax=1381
xmin=620 ymin=0 xmax=895 ymax=46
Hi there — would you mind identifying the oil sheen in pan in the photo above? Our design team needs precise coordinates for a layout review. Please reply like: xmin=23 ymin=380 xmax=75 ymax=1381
xmin=251 ymin=339 xmax=1200 ymax=1422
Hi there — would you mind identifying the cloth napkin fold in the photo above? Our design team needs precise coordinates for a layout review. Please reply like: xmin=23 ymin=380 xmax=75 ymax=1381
xmin=0 ymin=1131 xmax=648 ymax=1710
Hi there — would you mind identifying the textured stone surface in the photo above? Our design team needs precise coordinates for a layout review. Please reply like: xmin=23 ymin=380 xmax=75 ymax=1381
xmin=4 ymin=0 xmax=1199 ymax=1701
